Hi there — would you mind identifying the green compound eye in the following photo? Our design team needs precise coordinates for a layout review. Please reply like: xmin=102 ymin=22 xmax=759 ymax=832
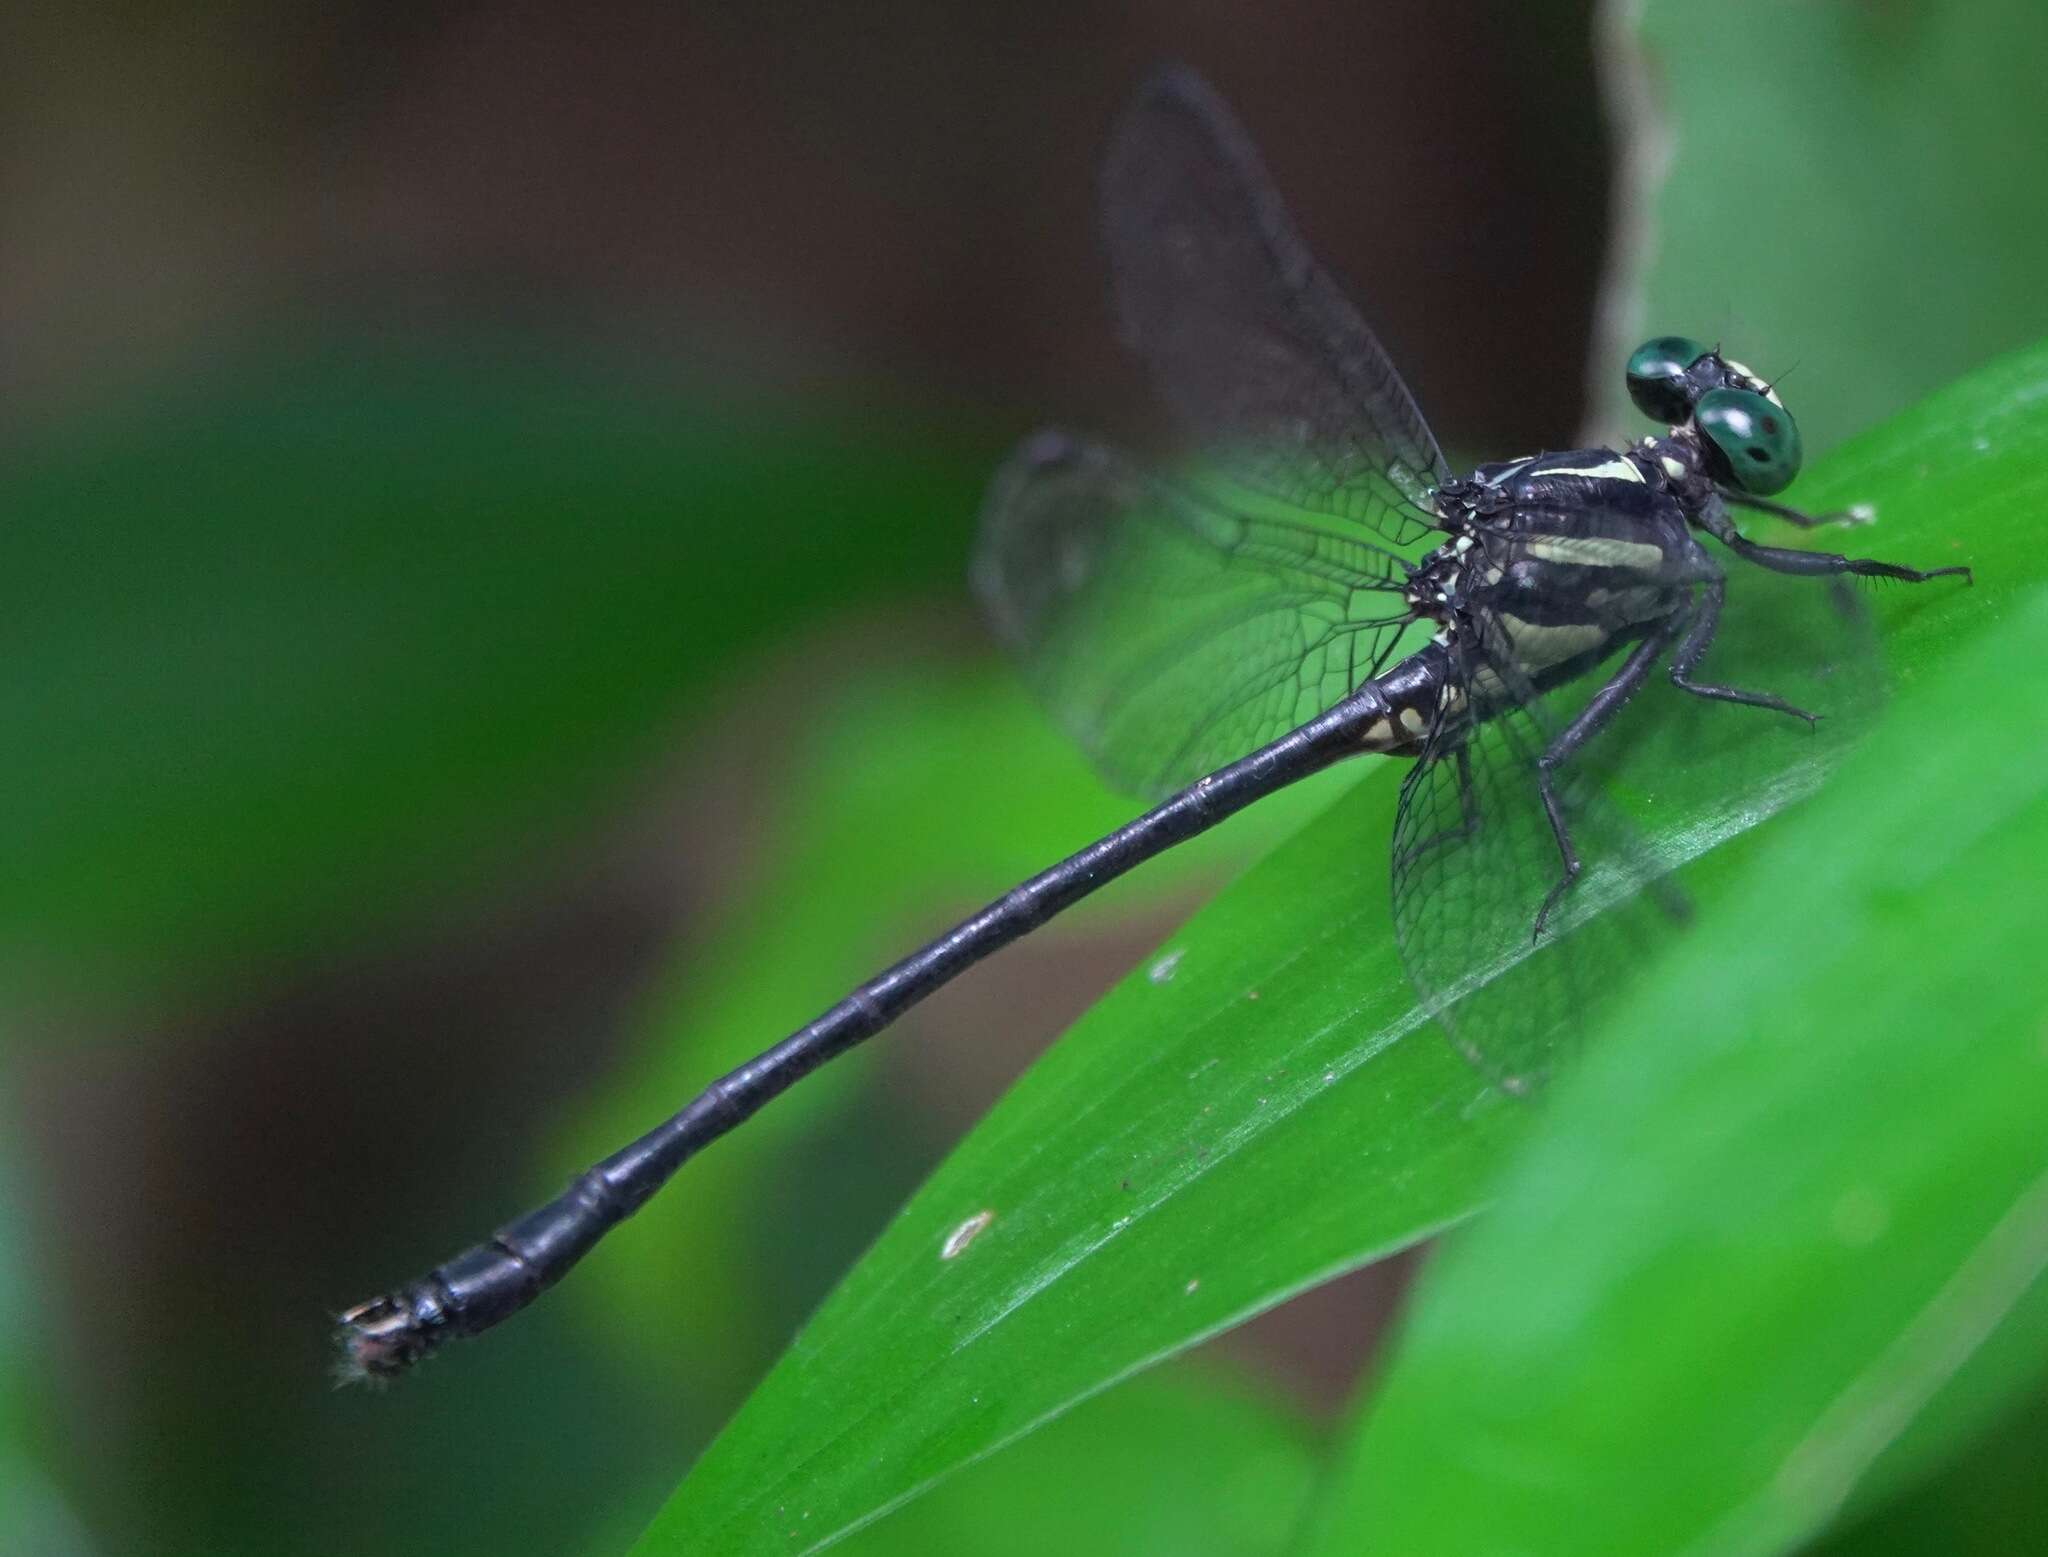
xmin=1625 ymin=335 xmax=1712 ymax=423
xmin=1696 ymin=386 xmax=1803 ymax=496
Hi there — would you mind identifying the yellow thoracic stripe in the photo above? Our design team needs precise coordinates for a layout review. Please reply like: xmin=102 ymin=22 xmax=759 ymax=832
xmin=1523 ymin=535 xmax=1669 ymax=571
xmin=1497 ymin=614 xmax=1608 ymax=669
xmin=1534 ymin=454 xmax=1643 ymax=483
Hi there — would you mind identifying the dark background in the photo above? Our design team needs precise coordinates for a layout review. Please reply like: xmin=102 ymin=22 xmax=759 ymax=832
xmin=3 ymin=5 xmax=1611 ymax=1554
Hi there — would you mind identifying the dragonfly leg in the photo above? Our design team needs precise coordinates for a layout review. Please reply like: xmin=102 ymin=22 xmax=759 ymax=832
xmin=1668 ymin=578 xmax=1816 ymax=726
xmin=1698 ymin=497 xmax=1971 ymax=585
xmin=1531 ymin=620 xmax=1681 ymax=938
xmin=1454 ymin=743 xmax=1479 ymax=835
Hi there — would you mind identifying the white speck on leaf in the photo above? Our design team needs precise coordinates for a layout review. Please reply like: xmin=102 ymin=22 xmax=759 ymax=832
xmin=941 ymin=1209 xmax=996 ymax=1260
xmin=1148 ymin=948 xmax=1185 ymax=984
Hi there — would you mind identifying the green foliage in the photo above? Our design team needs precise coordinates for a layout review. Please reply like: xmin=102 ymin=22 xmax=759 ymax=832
xmin=836 ymin=1363 xmax=1320 ymax=1557
xmin=0 ymin=1146 xmax=74 ymax=1555
xmin=1812 ymin=1388 xmax=2048 ymax=1555
xmin=0 ymin=340 xmax=982 ymax=990
xmin=1299 ymin=512 xmax=2048 ymax=1553
xmin=637 ymin=342 xmax=2048 ymax=1553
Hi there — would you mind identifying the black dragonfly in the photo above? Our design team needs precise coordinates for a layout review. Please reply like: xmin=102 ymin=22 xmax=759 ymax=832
xmin=337 ymin=66 xmax=1968 ymax=1380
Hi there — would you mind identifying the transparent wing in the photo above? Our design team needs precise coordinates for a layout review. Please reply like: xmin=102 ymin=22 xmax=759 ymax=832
xmin=1101 ymin=65 xmax=1450 ymax=549
xmin=1390 ymin=637 xmax=1679 ymax=1094
xmin=975 ymin=430 xmax=1421 ymax=799
xmin=1391 ymin=570 xmax=1888 ymax=1093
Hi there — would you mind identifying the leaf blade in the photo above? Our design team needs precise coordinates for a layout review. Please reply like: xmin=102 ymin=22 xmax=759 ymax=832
xmin=637 ymin=340 xmax=2048 ymax=1555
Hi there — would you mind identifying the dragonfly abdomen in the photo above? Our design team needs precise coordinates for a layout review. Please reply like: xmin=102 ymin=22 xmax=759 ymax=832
xmin=1354 ymin=641 xmax=1459 ymax=757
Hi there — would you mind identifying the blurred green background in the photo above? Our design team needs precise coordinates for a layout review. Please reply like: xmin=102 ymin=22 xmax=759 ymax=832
xmin=4 ymin=5 xmax=2046 ymax=1556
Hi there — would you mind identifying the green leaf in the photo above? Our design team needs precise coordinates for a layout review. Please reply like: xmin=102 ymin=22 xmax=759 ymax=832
xmin=0 ymin=1133 xmax=81 ymax=1554
xmin=1595 ymin=0 xmax=2048 ymax=456
xmin=0 ymin=337 xmax=983 ymax=991
xmin=632 ymin=338 xmax=2047 ymax=1554
xmin=835 ymin=1363 xmax=1320 ymax=1557
xmin=1294 ymin=508 xmax=2048 ymax=1547
xmin=1809 ymin=1386 xmax=2048 ymax=1555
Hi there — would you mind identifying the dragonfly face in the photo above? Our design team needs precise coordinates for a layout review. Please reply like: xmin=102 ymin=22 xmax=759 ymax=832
xmin=1625 ymin=335 xmax=1804 ymax=496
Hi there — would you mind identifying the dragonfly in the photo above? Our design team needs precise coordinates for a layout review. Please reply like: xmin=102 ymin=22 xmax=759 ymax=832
xmin=337 ymin=65 xmax=1968 ymax=1381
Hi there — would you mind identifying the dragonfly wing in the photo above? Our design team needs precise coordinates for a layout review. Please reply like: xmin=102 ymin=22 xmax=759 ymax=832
xmin=1390 ymin=638 xmax=1680 ymax=1094
xmin=976 ymin=429 xmax=1422 ymax=799
xmin=1102 ymin=65 xmax=1449 ymax=549
xmin=1392 ymin=560 xmax=1893 ymax=1093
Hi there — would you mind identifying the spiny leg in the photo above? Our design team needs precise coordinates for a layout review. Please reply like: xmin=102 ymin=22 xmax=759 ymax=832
xmin=1531 ymin=618 xmax=1683 ymax=938
xmin=1699 ymin=501 xmax=1971 ymax=585
xmin=1726 ymin=533 xmax=1971 ymax=584
xmin=1667 ymin=577 xmax=1816 ymax=726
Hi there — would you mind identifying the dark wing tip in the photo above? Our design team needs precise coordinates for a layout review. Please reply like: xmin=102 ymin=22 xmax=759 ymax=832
xmin=972 ymin=427 xmax=1089 ymax=642
xmin=1099 ymin=62 xmax=1309 ymax=354
xmin=1106 ymin=62 xmax=1267 ymax=189
xmin=1129 ymin=60 xmax=1224 ymax=113
xmin=1015 ymin=425 xmax=1085 ymax=471
xmin=978 ymin=426 xmax=1092 ymax=533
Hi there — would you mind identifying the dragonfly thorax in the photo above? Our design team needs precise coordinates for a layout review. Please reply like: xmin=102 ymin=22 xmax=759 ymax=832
xmin=1633 ymin=428 xmax=1716 ymax=504
xmin=1418 ymin=446 xmax=1701 ymax=700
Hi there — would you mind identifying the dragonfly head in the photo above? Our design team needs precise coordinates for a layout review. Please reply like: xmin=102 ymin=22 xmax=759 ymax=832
xmin=1625 ymin=336 xmax=1803 ymax=497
